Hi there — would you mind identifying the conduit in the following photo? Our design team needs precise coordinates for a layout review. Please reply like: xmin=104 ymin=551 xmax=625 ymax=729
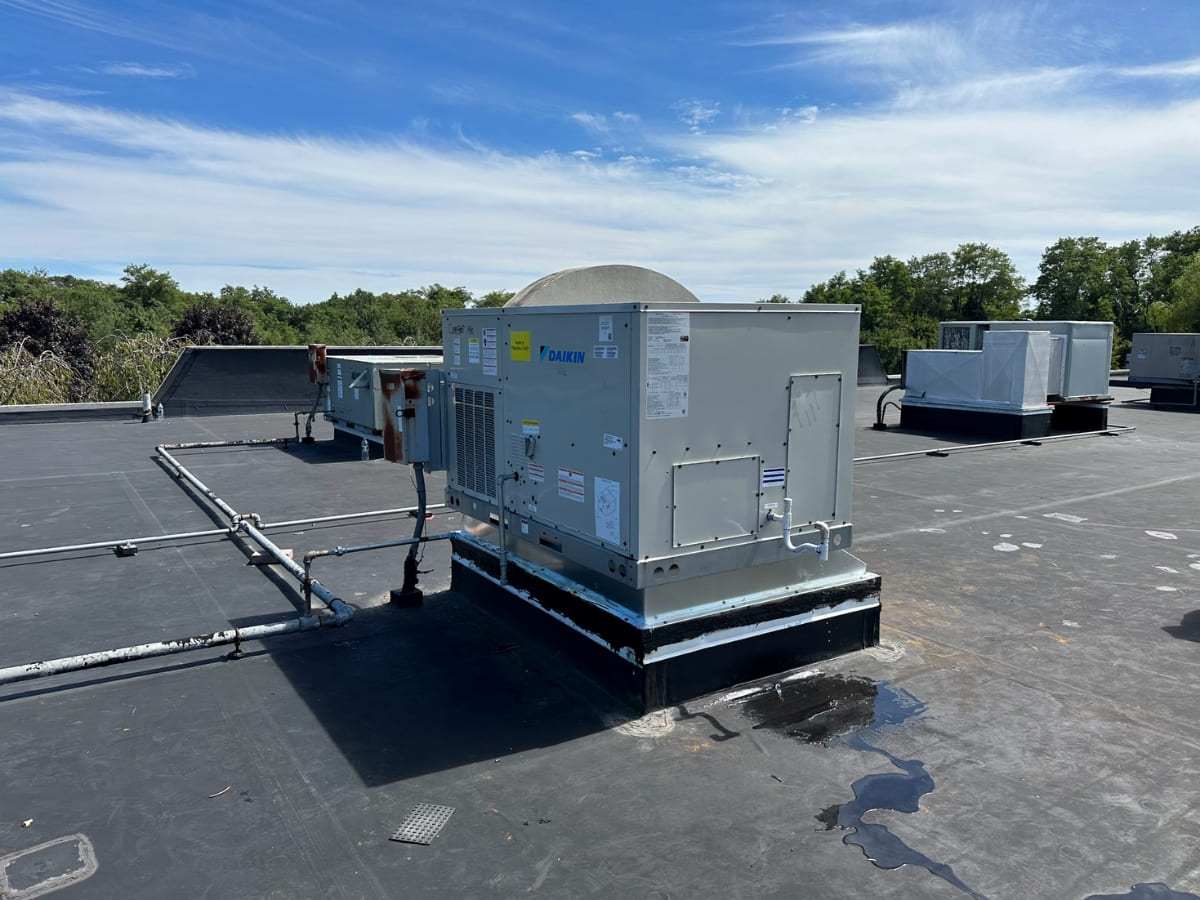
xmin=0 ymin=504 xmax=447 ymax=563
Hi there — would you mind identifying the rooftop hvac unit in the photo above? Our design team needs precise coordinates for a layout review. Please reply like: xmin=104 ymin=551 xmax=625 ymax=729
xmin=940 ymin=321 xmax=1113 ymax=402
xmin=323 ymin=354 xmax=444 ymax=460
xmin=1128 ymin=333 xmax=1200 ymax=405
xmin=437 ymin=265 xmax=879 ymax=708
xmin=1128 ymin=333 xmax=1200 ymax=384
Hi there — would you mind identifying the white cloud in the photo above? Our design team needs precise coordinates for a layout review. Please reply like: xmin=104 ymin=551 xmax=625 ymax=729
xmin=1118 ymin=57 xmax=1200 ymax=79
xmin=0 ymin=88 xmax=1198 ymax=305
xmin=571 ymin=112 xmax=608 ymax=134
xmin=81 ymin=62 xmax=195 ymax=78
xmin=673 ymin=99 xmax=720 ymax=134
xmin=758 ymin=22 xmax=966 ymax=76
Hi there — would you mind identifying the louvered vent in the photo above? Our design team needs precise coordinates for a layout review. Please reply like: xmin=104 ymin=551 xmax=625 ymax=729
xmin=454 ymin=387 xmax=497 ymax=499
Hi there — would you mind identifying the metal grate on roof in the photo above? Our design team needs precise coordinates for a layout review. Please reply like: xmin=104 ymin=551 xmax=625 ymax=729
xmin=390 ymin=803 xmax=456 ymax=845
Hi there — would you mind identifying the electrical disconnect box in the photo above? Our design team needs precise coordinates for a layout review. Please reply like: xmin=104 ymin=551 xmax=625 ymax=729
xmin=436 ymin=265 xmax=880 ymax=706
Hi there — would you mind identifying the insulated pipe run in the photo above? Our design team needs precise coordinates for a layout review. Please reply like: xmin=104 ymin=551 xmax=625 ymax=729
xmin=779 ymin=499 xmax=831 ymax=561
xmin=0 ymin=615 xmax=333 ymax=687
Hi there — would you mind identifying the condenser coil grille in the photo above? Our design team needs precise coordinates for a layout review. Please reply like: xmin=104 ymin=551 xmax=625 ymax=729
xmin=454 ymin=387 xmax=496 ymax=499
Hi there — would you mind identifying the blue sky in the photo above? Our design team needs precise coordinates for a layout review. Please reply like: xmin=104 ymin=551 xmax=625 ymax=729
xmin=1 ymin=0 xmax=1198 ymax=304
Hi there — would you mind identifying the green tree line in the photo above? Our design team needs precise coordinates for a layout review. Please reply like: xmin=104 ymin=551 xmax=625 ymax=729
xmin=774 ymin=229 xmax=1200 ymax=373
xmin=0 ymin=264 xmax=512 ymax=404
xmin=2 ymin=226 xmax=1199 ymax=403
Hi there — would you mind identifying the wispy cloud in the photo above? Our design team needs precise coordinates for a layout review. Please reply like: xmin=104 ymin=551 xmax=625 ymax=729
xmin=754 ymin=21 xmax=967 ymax=78
xmin=79 ymin=62 xmax=195 ymax=79
xmin=1119 ymin=57 xmax=1200 ymax=79
xmin=571 ymin=111 xmax=640 ymax=135
xmin=673 ymin=99 xmax=720 ymax=134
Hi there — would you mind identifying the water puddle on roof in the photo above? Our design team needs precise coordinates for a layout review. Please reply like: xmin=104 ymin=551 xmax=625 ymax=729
xmin=743 ymin=675 xmax=988 ymax=900
xmin=1085 ymin=884 xmax=1200 ymax=900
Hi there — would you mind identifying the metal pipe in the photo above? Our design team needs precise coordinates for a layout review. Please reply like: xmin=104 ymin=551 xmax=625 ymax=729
xmin=779 ymin=499 xmax=830 ymax=561
xmin=0 ymin=527 xmax=236 ymax=562
xmin=853 ymin=423 xmax=1135 ymax=464
xmin=160 ymin=438 xmax=296 ymax=451
xmin=0 ymin=504 xmax=448 ymax=564
xmin=157 ymin=444 xmax=242 ymax=522
xmin=260 ymin=504 xmax=447 ymax=530
xmin=496 ymin=473 xmax=518 ymax=584
xmin=301 ymin=530 xmax=458 ymax=611
xmin=0 ymin=614 xmax=333 ymax=687
xmin=236 ymin=517 xmax=351 ymax=624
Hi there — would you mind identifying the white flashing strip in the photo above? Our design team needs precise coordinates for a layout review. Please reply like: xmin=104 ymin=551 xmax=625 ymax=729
xmin=642 ymin=594 xmax=880 ymax=664
xmin=641 ymin=571 xmax=871 ymax=629
xmin=454 ymin=547 xmax=880 ymax=668
xmin=453 ymin=532 xmax=646 ymax=627
xmin=452 ymin=554 xmax=640 ymax=664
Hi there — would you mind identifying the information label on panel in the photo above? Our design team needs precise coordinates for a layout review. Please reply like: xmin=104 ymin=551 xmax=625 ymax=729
xmin=645 ymin=312 xmax=690 ymax=419
xmin=482 ymin=327 xmax=498 ymax=376
xmin=557 ymin=467 xmax=585 ymax=503
xmin=598 ymin=315 xmax=614 ymax=342
xmin=594 ymin=477 xmax=620 ymax=544
xmin=511 ymin=330 xmax=531 ymax=361
xmin=453 ymin=337 xmax=462 ymax=366
xmin=468 ymin=338 xmax=480 ymax=365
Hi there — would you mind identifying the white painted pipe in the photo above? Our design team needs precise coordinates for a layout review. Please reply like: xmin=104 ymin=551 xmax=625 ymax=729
xmin=0 ymin=614 xmax=331 ymax=686
xmin=781 ymin=498 xmax=831 ymax=561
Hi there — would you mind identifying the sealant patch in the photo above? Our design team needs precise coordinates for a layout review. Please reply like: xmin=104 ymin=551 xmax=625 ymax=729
xmin=1145 ymin=531 xmax=1178 ymax=540
xmin=1044 ymin=512 xmax=1087 ymax=524
xmin=608 ymin=708 xmax=675 ymax=737
xmin=1190 ymin=563 xmax=1200 ymax=572
xmin=919 ymin=528 xmax=947 ymax=534
xmin=1022 ymin=543 xmax=1043 ymax=549
xmin=1156 ymin=566 xmax=1180 ymax=574
xmin=1156 ymin=586 xmax=1178 ymax=593
xmin=0 ymin=833 xmax=98 ymax=899
xmin=993 ymin=543 xmax=1020 ymax=552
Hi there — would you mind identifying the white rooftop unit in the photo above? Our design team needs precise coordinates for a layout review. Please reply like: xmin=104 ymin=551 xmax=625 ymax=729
xmin=436 ymin=266 xmax=880 ymax=707
xmin=938 ymin=320 xmax=1113 ymax=402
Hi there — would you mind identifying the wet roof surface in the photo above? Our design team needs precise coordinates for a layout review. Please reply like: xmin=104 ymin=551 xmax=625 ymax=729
xmin=1 ymin=385 xmax=1199 ymax=899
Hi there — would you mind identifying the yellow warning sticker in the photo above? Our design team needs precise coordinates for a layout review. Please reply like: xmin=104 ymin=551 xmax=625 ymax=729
xmin=511 ymin=331 xmax=531 ymax=361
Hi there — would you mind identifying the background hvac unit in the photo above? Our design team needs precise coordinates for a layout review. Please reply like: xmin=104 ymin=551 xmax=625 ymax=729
xmin=324 ymin=354 xmax=444 ymax=459
xmin=435 ymin=265 xmax=879 ymax=703
xmin=939 ymin=320 xmax=1113 ymax=401
xmin=1128 ymin=333 xmax=1200 ymax=385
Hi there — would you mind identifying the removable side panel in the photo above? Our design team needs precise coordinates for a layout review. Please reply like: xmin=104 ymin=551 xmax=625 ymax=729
xmin=785 ymin=373 xmax=843 ymax=524
xmin=500 ymin=307 xmax=636 ymax=553
xmin=671 ymin=456 xmax=760 ymax=547
xmin=636 ymin=307 xmax=860 ymax=565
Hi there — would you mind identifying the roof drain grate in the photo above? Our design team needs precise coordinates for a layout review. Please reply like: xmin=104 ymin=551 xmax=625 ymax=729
xmin=390 ymin=803 xmax=455 ymax=845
